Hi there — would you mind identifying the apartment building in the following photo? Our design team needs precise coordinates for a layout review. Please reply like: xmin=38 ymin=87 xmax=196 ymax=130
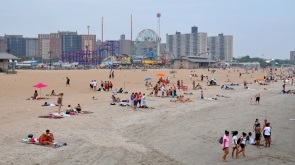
xmin=166 ymin=26 xmax=198 ymax=58
xmin=290 ymin=51 xmax=295 ymax=61
xmin=208 ymin=33 xmax=233 ymax=61
xmin=25 ymin=38 xmax=38 ymax=57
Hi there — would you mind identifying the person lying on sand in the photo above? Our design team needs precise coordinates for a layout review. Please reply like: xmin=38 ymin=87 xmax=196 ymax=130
xmin=170 ymin=95 xmax=192 ymax=103
xmin=216 ymin=94 xmax=230 ymax=98
xmin=139 ymin=105 xmax=155 ymax=109
xmin=193 ymin=83 xmax=202 ymax=90
xmin=42 ymin=102 xmax=57 ymax=106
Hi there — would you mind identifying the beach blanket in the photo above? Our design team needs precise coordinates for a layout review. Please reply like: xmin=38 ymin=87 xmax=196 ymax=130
xmin=38 ymin=115 xmax=63 ymax=119
xmin=42 ymin=104 xmax=57 ymax=107
xmin=204 ymin=97 xmax=217 ymax=101
xmin=21 ymin=138 xmax=67 ymax=148
xmin=81 ymin=111 xmax=94 ymax=114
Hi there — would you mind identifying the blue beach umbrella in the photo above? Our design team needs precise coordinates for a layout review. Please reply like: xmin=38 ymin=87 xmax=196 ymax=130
xmin=145 ymin=77 xmax=151 ymax=81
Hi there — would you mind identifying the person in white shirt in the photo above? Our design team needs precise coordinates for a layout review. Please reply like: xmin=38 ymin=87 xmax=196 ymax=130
xmin=263 ymin=123 xmax=271 ymax=147
xmin=93 ymin=80 xmax=97 ymax=91
xmin=161 ymin=85 xmax=165 ymax=98
xmin=231 ymin=131 xmax=239 ymax=158
xmin=247 ymin=132 xmax=255 ymax=145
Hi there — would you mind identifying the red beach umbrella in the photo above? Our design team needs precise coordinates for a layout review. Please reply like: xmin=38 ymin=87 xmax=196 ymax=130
xmin=33 ymin=83 xmax=47 ymax=97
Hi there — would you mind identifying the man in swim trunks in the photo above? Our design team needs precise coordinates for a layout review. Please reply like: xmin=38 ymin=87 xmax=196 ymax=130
xmin=255 ymin=123 xmax=261 ymax=148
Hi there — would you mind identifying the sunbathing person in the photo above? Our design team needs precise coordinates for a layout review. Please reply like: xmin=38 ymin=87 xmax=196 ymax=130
xmin=42 ymin=102 xmax=57 ymax=106
xmin=65 ymin=105 xmax=74 ymax=114
xmin=117 ymin=88 xmax=124 ymax=93
xmin=216 ymin=94 xmax=230 ymax=98
xmin=75 ymin=104 xmax=82 ymax=113
xmin=112 ymin=95 xmax=121 ymax=102
xmin=170 ymin=96 xmax=181 ymax=102
xmin=27 ymin=90 xmax=39 ymax=100
xmin=179 ymin=95 xmax=193 ymax=102
xmin=50 ymin=90 xmax=58 ymax=96
xmin=225 ymin=85 xmax=234 ymax=90
xmin=38 ymin=130 xmax=55 ymax=147
xmin=194 ymin=83 xmax=202 ymax=90
xmin=170 ymin=95 xmax=192 ymax=103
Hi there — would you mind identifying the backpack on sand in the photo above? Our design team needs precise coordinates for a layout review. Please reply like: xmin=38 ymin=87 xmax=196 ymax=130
xmin=219 ymin=137 xmax=223 ymax=144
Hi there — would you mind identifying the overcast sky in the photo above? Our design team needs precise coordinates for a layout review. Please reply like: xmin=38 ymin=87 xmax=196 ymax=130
xmin=1 ymin=0 xmax=294 ymax=59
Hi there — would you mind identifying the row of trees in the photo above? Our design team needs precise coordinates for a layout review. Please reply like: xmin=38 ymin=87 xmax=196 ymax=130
xmin=233 ymin=55 xmax=295 ymax=67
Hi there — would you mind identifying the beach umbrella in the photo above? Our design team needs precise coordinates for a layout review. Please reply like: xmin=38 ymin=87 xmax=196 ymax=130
xmin=156 ymin=73 xmax=165 ymax=77
xmin=144 ymin=77 xmax=151 ymax=81
xmin=33 ymin=83 xmax=47 ymax=97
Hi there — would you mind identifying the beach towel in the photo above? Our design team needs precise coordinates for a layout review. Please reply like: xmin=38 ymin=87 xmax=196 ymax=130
xmin=80 ymin=111 xmax=94 ymax=114
xmin=38 ymin=115 xmax=63 ymax=119
xmin=184 ymin=92 xmax=193 ymax=95
xmin=21 ymin=138 xmax=67 ymax=148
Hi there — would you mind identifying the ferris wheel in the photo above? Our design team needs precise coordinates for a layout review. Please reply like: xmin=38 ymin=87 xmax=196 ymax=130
xmin=135 ymin=29 xmax=160 ymax=59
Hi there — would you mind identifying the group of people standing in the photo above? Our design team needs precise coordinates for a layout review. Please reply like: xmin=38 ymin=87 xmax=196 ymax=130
xmin=95 ymin=80 xmax=113 ymax=91
xmin=130 ymin=92 xmax=147 ymax=110
xmin=221 ymin=118 xmax=272 ymax=162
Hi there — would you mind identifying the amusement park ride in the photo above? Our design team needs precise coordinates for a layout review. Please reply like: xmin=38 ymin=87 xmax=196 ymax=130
xmin=61 ymin=13 xmax=175 ymax=67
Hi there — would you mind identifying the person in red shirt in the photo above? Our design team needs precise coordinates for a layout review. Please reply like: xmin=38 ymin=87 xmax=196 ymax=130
xmin=38 ymin=130 xmax=55 ymax=146
xmin=133 ymin=93 xmax=138 ymax=111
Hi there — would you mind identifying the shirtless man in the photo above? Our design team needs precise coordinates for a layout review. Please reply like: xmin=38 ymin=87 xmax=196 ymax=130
xmin=255 ymin=123 xmax=262 ymax=148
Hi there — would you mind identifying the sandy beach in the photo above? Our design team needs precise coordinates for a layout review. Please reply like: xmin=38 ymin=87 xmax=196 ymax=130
xmin=0 ymin=68 xmax=294 ymax=165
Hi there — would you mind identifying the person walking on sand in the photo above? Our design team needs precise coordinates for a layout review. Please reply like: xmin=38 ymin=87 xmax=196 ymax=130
xmin=231 ymin=131 xmax=239 ymax=158
xmin=255 ymin=93 xmax=260 ymax=104
xmin=66 ymin=77 xmax=70 ymax=87
xmin=57 ymin=93 xmax=63 ymax=114
xmin=237 ymin=132 xmax=247 ymax=158
xmin=221 ymin=130 xmax=230 ymax=161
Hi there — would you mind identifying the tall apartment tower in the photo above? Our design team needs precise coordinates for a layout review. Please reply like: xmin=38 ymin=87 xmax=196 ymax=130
xmin=38 ymin=34 xmax=50 ymax=60
xmin=166 ymin=26 xmax=199 ymax=58
xmin=119 ymin=34 xmax=132 ymax=55
xmin=198 ymin=32 xmax=208 ymax=56
xmin=25 ymin=38 xmax=38 ymax=57
xmin=5 ymin=35 xmax=26 ymax=58
xmin=81 ymin=34 xmax=96 ymax=51
xmin=49 ymin=33 xmax=61 ymax=59
xmin=290 ymin=51 xmax=295 ymax=61
xmin=208 ymin=33 xmax=233 ymax=61
xmin=59 ymin=31 xmax=81 ymax=52
xmin=0 ymin=36 xmax=7 ymax=52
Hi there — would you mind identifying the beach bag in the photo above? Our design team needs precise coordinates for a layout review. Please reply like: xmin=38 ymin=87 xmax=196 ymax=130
xmin=219 ymin=137 xmax=223 ymax=144
xmin=237 ymin=137 xmax=242 ymax=145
